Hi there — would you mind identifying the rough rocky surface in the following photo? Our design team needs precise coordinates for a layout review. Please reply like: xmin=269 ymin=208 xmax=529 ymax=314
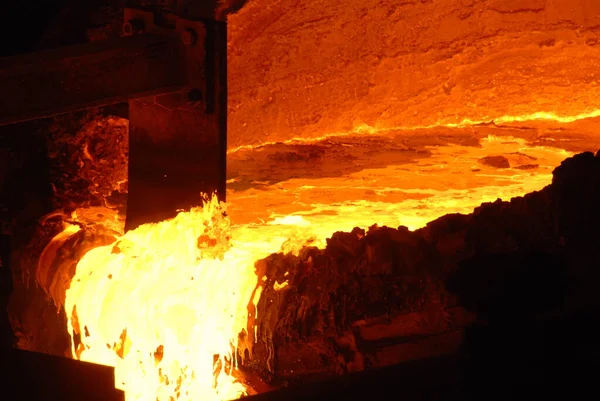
xmin=244 ymin=150 xmax=600 ymax=386
xmin=228 ymin=0 xmax=600 ymax=148
xmin=477 ymin=155 xmax=510 ymax=168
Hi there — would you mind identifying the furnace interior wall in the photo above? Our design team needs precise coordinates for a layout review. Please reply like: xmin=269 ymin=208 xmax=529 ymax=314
xmin=228 ymin=0 xmax=600 ymax=148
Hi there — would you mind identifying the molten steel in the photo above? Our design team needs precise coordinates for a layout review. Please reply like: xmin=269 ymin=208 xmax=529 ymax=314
xmin=64 ymin=197 xmax=260 ymax=401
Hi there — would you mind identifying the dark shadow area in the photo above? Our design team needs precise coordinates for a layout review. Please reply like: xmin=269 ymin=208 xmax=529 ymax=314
xmin=0 ymin=347 xmax=125 ymax=401
xmin=0 ymin=235 xmax=12 ymax=348
xmin=1 ymin=123 xmax=55 ymax=351
xmin=448 ymin=251 xmax=600 ymax=401
xmin=447 ymin=251 xmax=570 ymax=322
xmin=243 ymin=250 xmax=600 ymax=401
xmin=0 ymin=1 xmax=63 ymax=56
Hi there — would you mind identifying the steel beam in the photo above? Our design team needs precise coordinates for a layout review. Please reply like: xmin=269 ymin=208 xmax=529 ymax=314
xmin=124 ymin=17 xmax=227 ymax=230
xmin=0 ymin=34 xmax=186 ymax=126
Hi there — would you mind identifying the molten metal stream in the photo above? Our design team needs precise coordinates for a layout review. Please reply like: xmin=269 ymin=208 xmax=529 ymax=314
xmin=60 ymin=115 xmax=582 ymax=401
xmin=65 ymin=197 xmax=258 ymax=401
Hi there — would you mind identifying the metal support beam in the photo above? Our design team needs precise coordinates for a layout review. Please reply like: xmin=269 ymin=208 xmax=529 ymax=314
xmin=124 ymin=14 xmax=227 ymax=230
xmin=0 ymin=34 xmax=186 ymax=126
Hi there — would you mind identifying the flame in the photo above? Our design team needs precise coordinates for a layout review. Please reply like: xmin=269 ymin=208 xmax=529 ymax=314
xmin=64 ymin=196 xmax=261 ymax=401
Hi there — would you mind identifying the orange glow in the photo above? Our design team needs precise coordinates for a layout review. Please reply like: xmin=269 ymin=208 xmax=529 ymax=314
xmin=227 ymin=110 xmax=600 ymax=154
xmin=58 ymin=123 xmax=580 ymax=401
xmin=226 ymin=135 xmax=573 ymax=238
xmin=26 ymin=0 xmax=600 ymax=395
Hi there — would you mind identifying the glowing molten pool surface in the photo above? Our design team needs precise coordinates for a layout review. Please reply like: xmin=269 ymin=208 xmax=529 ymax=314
xmin=63 ymin=128 xmax=579 ymax=401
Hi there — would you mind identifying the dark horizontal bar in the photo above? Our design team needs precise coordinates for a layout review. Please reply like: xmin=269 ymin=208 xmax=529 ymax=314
xmin=0 ymin=34 xmax=186 ymax=126
xmin=1 ymin=348 xmax=124 ymax=401
xmin=244 ymin=354 xmax=462 ymax=401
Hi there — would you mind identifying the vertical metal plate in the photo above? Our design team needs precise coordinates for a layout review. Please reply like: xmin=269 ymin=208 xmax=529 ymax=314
xmin=125 ymin=20 xmax=227 ymax=231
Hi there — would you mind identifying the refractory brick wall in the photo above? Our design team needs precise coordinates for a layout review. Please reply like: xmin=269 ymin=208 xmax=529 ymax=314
xmin=227 ymin=0 xmax=600 ymax=148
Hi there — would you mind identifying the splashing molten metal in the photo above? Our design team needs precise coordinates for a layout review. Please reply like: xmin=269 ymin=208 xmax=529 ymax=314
xmin=65 ymin=196 xmax=259 ymax=401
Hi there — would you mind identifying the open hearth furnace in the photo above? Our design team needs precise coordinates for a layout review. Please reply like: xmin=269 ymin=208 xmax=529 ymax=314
xmin=2 ymin=1 xmax=600 ymax=400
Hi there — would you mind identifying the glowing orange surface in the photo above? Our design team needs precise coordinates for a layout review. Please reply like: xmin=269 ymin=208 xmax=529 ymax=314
xmin=227 ymin=110 xmax=600 ymax=154
xmin=226 ymin=135 xmax=572 ymax=243
xmin=227 ymin=0 xmax=600 ymax=149
xmin=65 ymin=197 xmax=257 ymax=401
